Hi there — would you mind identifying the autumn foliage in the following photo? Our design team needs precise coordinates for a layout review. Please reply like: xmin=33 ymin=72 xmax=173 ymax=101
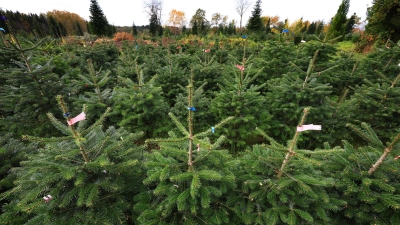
xmin=113 ymin=32 xmax=134 ymax=42
xmin=47 ymin=10 xmax=87 ymax=35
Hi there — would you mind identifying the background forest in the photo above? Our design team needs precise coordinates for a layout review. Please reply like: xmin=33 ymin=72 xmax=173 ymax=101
xmin=0 ymin=0 xmax=400 ymax=224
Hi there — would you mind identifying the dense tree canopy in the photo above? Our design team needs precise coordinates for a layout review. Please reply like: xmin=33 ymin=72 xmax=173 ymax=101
xmin=327 ymin=0 xmax=350 ymax=38
xmin=366 ymin=0 xmax=400 ymax=43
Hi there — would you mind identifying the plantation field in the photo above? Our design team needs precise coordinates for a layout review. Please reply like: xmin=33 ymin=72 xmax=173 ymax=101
xmin=0 ymin=34 xmax=400 ymax=224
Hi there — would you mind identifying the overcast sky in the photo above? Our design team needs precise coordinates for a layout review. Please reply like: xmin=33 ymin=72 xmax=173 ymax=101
xmin=1 ymin=0 xmax=372 ymax=27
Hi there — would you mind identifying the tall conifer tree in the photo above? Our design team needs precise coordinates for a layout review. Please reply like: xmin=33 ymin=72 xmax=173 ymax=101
xmin=247 ymin=0 xmax=263 ymax=33
xmin=327 ymin=0 xmax=350 ymax=38
xmin=88 ymin=0 xmax=110 ymax=36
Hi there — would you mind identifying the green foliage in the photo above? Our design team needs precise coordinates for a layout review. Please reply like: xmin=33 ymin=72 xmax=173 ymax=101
xmin=247 ymin=0 xmax=263 ymax=33
xmin=211 ymin=48 xmax=271 ymax=153
xmin=1 ymin=25 xmax=400 ymax=225
xmin=0 ymin=37 xmax=66 ymax=138
xmin=136 ymin=77 xmax=237 ymax=224
xmin=347 ymin=69 xmax=400 ymax=143
xmin=329 ymin=123 xmax=400 ymax=224
xmin=88 ymin=0 xmax=112 ymax=37
xmin=366 ymin=0 xmax=400 ymax=42
xmin=265 ymin=50 xmax=338 ymax=148
xmin=0 ymin=98 xmax=144 ymax=224
xmin=327 ymin=0 xmax=350 ymax=39
xmin=112 ymin=57 xmax=170 ymax=139
xmin=72 ymin=59 xmax=114 ymax=126
xmin=234 ymin=111 xmax=346 ymax=225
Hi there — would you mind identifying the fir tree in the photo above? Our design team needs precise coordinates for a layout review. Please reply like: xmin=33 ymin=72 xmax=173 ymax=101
xmin=170 ymin=72 xmax=215 ymax=137
xmin=265 ymin=18 xmax=272 ymax=34
xmin=330 ymin=123 xmax=400 ymax=224
xmin=265 ymin=49 xmax=338 ymax=148
xmin=135 ymin=76 xmax=237 ymax=224
xmin=210 ymin=42 xmax=270 ymax=153
xmin=344 ymin=12 xmax=357 ymax=35
xmin=307 ymin=22 xmax=317 ymax=34
xmin=0 ymin=20 xmax=64 ymax=138
xmin=73 ymin=59 xmax=113 ymax=124
xmin=247 ymin=0 xmax=263 ymax=33
xmin=0 ymin=135 xmax=38 ymax=224
xmin=366 ymin=0 xmax=400 ymax=42
xmin=347 ymin=69 xmax=400 ymax=143
xmin=191 ymin=20 xmax=198 ymax=35
xmin=232 ymin=108 xmax=346 ymax=224
xmin=315 ymin=21 xmax=325 ymax=35
xmin=88 ymin=0 xmax=110 ymax=36
xmin=112 ymin=55 xmax=171 ymax=139
xmin=0 ymin=96 xmax=144 ymax=224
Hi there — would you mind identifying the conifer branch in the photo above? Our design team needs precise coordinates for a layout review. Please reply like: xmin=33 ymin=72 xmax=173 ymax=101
xmin=168 ymin=112 xmax=189 ymax=136
xmin=3 ymin=19 xmax=45 ymax=96
xmin=81 ymin=107 xmax=111 ymax=136
xmin=194 ymin=117 xmax=234 ymax=138
xmin=145 ymin=136 xmax=187 ymax=144
xmin=277 ymin=108 xmax=310 ymax=178
xmin=368 ymin=132 xmax=400 ymax=175
xmin=374 ymin=70 xmax=392 ymax=84
xmin=56 ymin=95 xmax=90 ymax=164
xmin=188 ymin=75 xmax=194 ymax=170
xmin=256 ymin=127 xmax=285 ymax=148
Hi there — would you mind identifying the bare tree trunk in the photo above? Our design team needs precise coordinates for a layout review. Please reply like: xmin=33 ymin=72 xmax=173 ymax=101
xmin=235 ymin=0 xmax=252 ymax=33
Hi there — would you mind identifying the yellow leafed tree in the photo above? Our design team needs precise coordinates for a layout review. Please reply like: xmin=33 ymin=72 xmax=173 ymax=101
xmin=47 ymin=10 xmax=87 ymax=36
xmin=168 ymin=9 xmax=186 ymax=34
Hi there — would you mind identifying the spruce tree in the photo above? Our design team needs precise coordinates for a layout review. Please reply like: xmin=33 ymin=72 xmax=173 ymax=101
xmin=0 ymin=96 xmax=144 ymax=224
xmin=247 ymin=0 xmax=263 ymax=33
xmin=88 ymin=0 xmax=110 ymax=36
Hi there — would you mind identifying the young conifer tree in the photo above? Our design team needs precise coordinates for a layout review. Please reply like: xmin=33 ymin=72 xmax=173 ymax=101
xmin=0 ymin=96 xmax=144 ymax=225
xmin=329 ymin=123 xmax=400 ymax=224
xmin=112 ymin=56 xmax=170 ymax=139
xmin=73 ymin=59 xmax=113 ymax=123
xmin=0 ymin=18 xmax=63 ymax=138
xmin=210 ymin=38 xmax=270 ymax=153
xmin=134 ymin=76 xmax=238 ymax=224
xmin=170 ymin=76 xmax=214 ymax=137
xmin=232 ymin=108 xmax=346 ymax=224
xmin=0 ymin=135 xmax=38 ymax=225
xmin=347 ymin=47 xmax=400 ymax=143
xmin=266 ymin=49 xmax=339 ymax=149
